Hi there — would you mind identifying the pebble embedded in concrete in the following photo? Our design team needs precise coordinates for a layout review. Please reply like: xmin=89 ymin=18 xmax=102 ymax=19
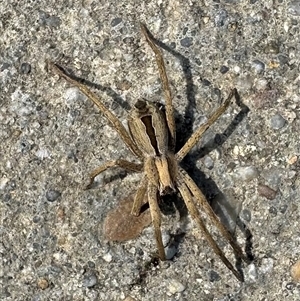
xmin=168 ymin=278 xmax=186 ymax=295
xmin=234 ymin=166 xmax=259 ymax=181
xmin=270 ymin=113 xmax=286 ymax=130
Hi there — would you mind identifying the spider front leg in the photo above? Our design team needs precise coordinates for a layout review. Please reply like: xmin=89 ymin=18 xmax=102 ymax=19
xmin=148 ymin=183 xmax=166 ymax=260
xmin=49 ymin=62 xmax=143 ymax=158
xmin=85 ymin=159 xmax=143 ymax=189
xmin=177 ymin=171 xmax=243 ymax=282
xmin=140 ymin=23 xmax=176 ymax=151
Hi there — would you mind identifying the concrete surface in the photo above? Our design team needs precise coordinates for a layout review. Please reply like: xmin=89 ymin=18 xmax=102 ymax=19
xmin=1 ymin=0 xmax=300 ymax=300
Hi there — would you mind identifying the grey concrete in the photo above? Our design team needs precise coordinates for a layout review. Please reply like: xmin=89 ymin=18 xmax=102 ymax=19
xmin=1 ymin=0 xmax=300 ymax=300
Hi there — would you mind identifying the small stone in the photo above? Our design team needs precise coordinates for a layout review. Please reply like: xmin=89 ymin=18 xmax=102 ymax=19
xmin=103 ymin=252 xmax=112 ymax=263
xmin=241 ymin=209 xmax=251 ymax=222
xmin=201 ymin=79 xmax=211 ymax=86
xmin=0 ymin=177 xmax=9 ymax=190
xmin=203 ymin=156 xmax=214 ymax=169
xmin=214 ymin=9 xmax=228 ymax=27
xmin=268 ymin=206 xmax=277 ymax=215
xmin=288 ymin=1 xmax=300 ymax=16
xmin=219 ymin=65 xmax=229 ymax=74
xmin=213 ymin=88 xmax=221 ymax=100
xmin=82 ymin=272 xmax=98 ymax=288
xmin=235 ymin=75 xmax=253 ymax=91
xmin=180 ymin=37 xmax=193 ymax=48
xmin=287 ymin=155 xmax=297 ymax=165
xmin=46 ymin=16 xmax=61 ymax=28
xmin=261 ymin=168 xmax=282 ymax=187
xmin=247 ymin=263 xmax=258 ymax=282
xmin=228 ymin=21 xmax=237 ymax=31
xmin=35 ymin=148 xmax=50 ymax=160
xmin=168 ymin=279 xmax=186 ymax=294
xmin=37 ymin=278 xmax=49 ymax=290
xmin=277 ymin=54 xmax=289 ymax=65
xmin=257 ymin=184 xmax=277 ymax=200
xmin=286 ymin=282 xmax=295 ymax=290
xmin=269 ymin=221 xmax=282 ymax=234
xmin=264 ymin=41 xmax=280 ymax=54
xmin=46 ymin=189 xmax=61 ymax=202
xmin=279 ymin=204 xmax=288 ymax=214
xmin=20 ymin=62 xmax=31 ymax=74
xmin=268 ymin=60 xmax=280 ymax=69
xmin=252 ymin=60 xmax=265 ymax=74
xmin=165 ymin=245 xmax=178 ymax=260
xmin=233 ymin=65 xmax=241 ymax=74
xmin=235 ymin=166 xmax=259 ymax=182
xmin=270 ymin=113 xmax=286 ymax=129
xmin=39 ymin=12 xmax=61 ymax=28
xmin=291 ymin=260 xmax=300 ymax=282
xmin=116 ymin=79 xmax=132 ymax=91
xmin=33 ymin=216 xmax=41 ymax=223
xmin=86 ymin=261 xmax=96 ymax=269
xmin=64 ymin=87 xmax=83 ymax=104
xmin=208 ymin=270 xmax=221 ymax=282
xmin=111 ymin=17 xmax=122 ymax=27
xmin=203 ymin=16 xmax=210 ymax=24
xmin=1 ymin=62 xmax=10 ymax=71
xmin=259 ymin=257 xmax=274 ymax=274
xmin=123 ymin=36 xmax=134 ymax=45
xmin=128 ymin=247 xmax=136 ymax=255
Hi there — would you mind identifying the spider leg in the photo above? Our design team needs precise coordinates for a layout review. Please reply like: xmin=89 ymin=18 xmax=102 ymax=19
xmin=85 ymin=159 xmax=143 ymax=189
xmin=49 ymin=62 xmax=143 ymax=158
xmin=140 ymin=23 xmax=176 ymax=151
xmin=131 ymin=175 xmax=148 ymax=216
xmin=177 ymin=171 xmax=243 ymax=282
xmin=148 ymin=183 xmax=166 ymax=260
xmin=179 ymin=167 xmax=250 ymax=264
xmin=176 ymin=89 xmax=236 ymax=161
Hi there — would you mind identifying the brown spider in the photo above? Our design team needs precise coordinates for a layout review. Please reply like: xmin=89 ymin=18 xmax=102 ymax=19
xmin=49 ymin=23 xmax=250 ymax=281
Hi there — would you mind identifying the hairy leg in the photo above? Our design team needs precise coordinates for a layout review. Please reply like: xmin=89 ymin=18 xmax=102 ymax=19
xmin=140 ymin=23 xmax=176 ymax=151
xmin=148 ymin=183 xmax=166 ymax=260
xmin=176 ymin=89 xmax=236 ymax=161
xmin=85 ymin=159 xmax=142 ymax=189
xmin=131 ymin=175 xmax=148 ymax=216
xmin=177 ymin=171 xmax=243 ymax=281
xmin=179 ymin=167 xmax=249 ymax=264
xmin=49 ymin=62 xmax=143 ymax=158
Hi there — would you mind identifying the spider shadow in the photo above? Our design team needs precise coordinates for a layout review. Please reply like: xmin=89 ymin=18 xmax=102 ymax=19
xmin=147 ymin=30 xmax=254 ymax=263
xmin=54 ymin=64 xmax=132 ymax=112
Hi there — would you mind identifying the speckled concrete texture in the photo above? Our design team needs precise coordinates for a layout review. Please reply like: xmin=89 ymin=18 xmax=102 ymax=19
xmin=1 ymin=1 xmax=300 ymax=300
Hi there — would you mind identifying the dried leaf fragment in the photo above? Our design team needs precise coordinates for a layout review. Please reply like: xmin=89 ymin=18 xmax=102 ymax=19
xmin=103 ymin=194 xmax=151 ymax=241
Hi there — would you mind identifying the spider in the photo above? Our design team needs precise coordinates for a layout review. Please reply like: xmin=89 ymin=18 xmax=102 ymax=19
xmin=49 ymin=23 xmax=250 ymax=281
